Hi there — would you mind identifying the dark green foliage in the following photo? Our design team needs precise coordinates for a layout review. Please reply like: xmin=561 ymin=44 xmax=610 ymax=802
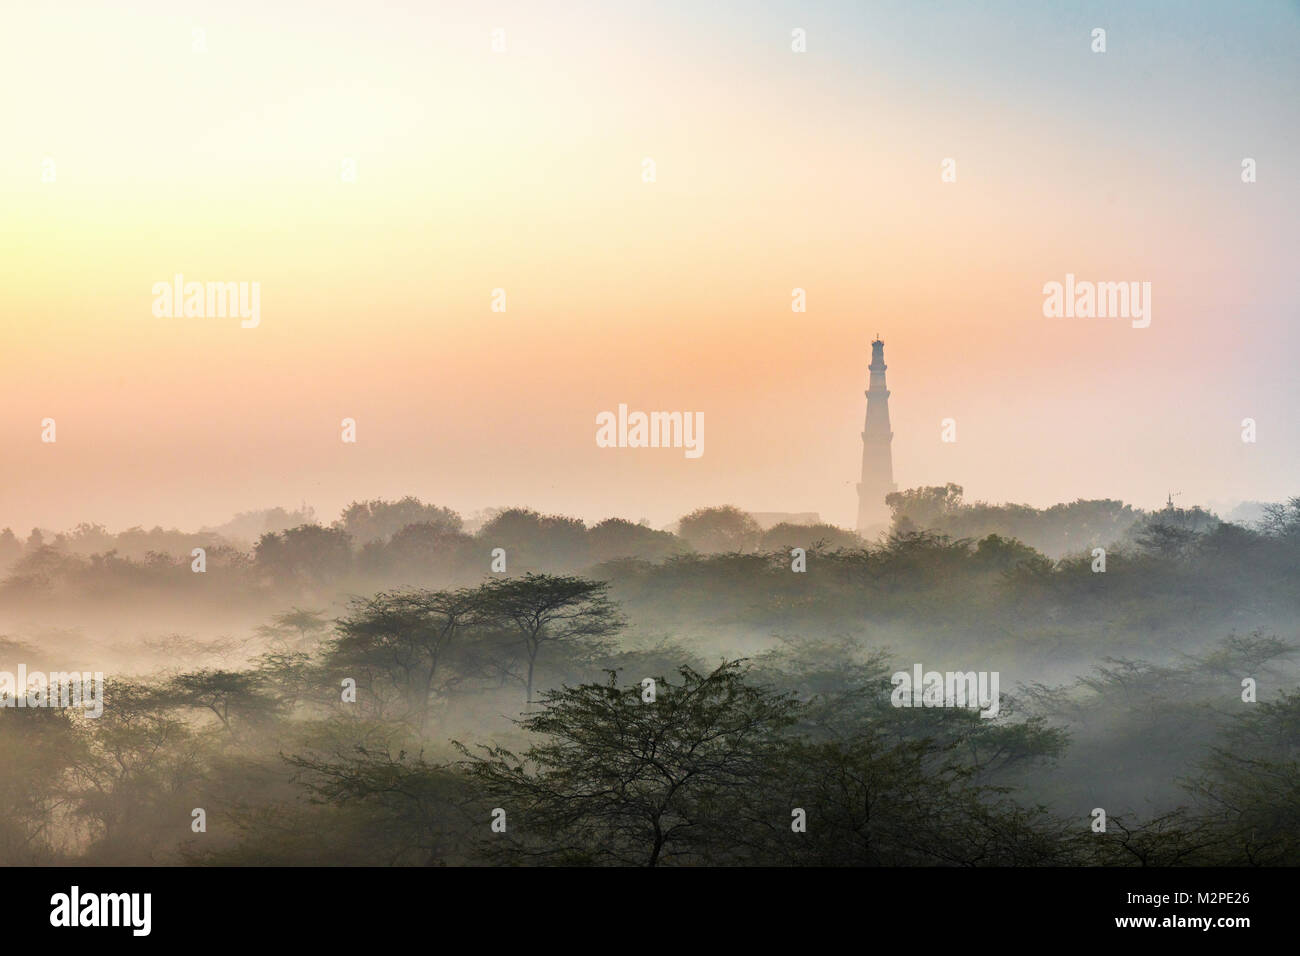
xmin=458 ymin=662 xmax=801 ymax=866
xmin=2 ymin=491 xmax=1298 ymax=867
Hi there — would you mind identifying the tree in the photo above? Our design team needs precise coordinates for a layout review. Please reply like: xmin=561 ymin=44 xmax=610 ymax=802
xmin=477 ymin=508 xmax=590 ymax=570
xmin=1130 ymin=504 xmax=1218 ymax=559
xmin=253 ymin=524 xmax=353 ymax=591
xmin=1134 ymin=520 xmax=1198 ymax=558
xmin=587 ymin=518 xmax=682 ymax=563
xmin=882 ymin=489 xmax=1146 ymax=559
xmin=0 ymin=545 xmax=81 ymax=597
xmin=328 ymin=588 xmax=481 ymax=729
xmin=358 ymin=522 xmax=475 ymax=585
xmin=1184 ymin=690 xmax=1300 ymax=864
xmin=475 ymin=573 xmax=624 ymax=706
xmin=257 ymin=607 xmax=331 ymax=648
xmin=759 ymin=522 xmax=862 ymax=552
xmin=676 ymin=506 xmax=761 ymax=553
xmin=163 ymin=669 xmax=281 ymax=738
xmin=284 ymin=743 xmax=478 ymax=865
xmin=201 ymin=505 xmax=315 ymax=545
xmin=0 ymin=528 xmax=25 ymax=572
xmin=759 ymin=732 xmax=1073 ymax=866
xmin=459 ymin=661 xmax=801 ymax=865
xmin=885 ymin=484 xmax=964 ymax=532
xmin=971 ymin=533 xmax=1047 ymax=573
xmin=0 ymin=707 xmax=85 ymax=862
xmin=335 ymin=498 xmax=462 ymax=545
xmin=1258 ymin=496 xmax=1300 ymax=540
xmin=70 ymin=679 xmax=207 ymax=862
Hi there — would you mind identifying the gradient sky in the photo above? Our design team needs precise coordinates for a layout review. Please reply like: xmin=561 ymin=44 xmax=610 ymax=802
xmin=3 ymin=0 xmax=1298 ymax=534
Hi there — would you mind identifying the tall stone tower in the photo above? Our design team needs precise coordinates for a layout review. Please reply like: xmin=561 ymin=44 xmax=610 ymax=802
xmin=856 ymin=338 xmax=896 ymax=535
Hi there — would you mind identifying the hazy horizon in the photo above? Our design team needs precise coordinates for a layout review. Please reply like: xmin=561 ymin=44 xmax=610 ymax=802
xmin=0 ymin=487 xmax=1280 ymax=543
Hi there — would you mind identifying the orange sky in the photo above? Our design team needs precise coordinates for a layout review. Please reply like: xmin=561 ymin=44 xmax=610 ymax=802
xmin=3 ymin=0 xmax=1297 ymax=533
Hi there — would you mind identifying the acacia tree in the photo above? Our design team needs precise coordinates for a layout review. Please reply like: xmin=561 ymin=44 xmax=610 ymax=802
xmin=286 ymin=746 xmax=480 ymax=865
xmin=256 ymin=607 xmax=331 ymax=648
xmin=0 ymin=707 xmax=85 ymax=862
xmin=475 ymin=573 xmax=624 ymax=706
xmin=70 ymin=679 xmax=209 ymax=861
xmin=458 ymin=661 xmax=801 ymax=866
xmin=164 ymin=669 xmax=281 ymax=739
xmin=1183 ymin=689 xmax=1300 ymax=865
xmin=328 ymin=587 xmax=481 ymax=730
xmin=743 ymin=730 xmax=1075 ymax=866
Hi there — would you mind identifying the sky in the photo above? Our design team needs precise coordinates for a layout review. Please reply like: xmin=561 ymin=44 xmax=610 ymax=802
xmin=2 ymin=0 xmax=1298 ymax=534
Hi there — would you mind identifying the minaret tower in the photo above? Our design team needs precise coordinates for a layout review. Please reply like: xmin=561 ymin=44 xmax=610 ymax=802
xmin=856 ymin=337 xmax=896 ymax=535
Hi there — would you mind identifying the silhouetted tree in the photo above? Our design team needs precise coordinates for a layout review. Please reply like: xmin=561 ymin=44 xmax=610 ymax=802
xmin=257 ymin=607 xmax=331 ymax=648
xmin=459 ymin=662 xmax=800 ymax=865
xmin=475 ymin=573 xmax=624 ymax=705
xmin=328 ymin=588 xmax=481 ymax=729
xmin=164 ymin=669 xmax=281 ymax=737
